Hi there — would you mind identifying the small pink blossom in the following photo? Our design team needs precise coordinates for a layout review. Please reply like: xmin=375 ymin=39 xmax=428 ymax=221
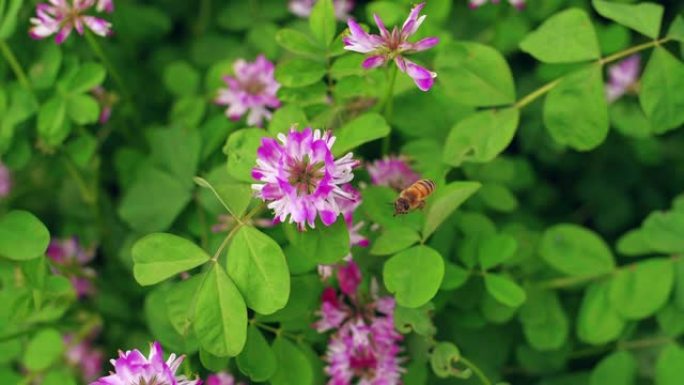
xmin=289 ymin=0 xmax=354 ymax=20
xmin=47 ymin=237 xmax=97 ymax=298
xmin=0 ymin=161 xmax=11 ymax=198
xmin=206 ymin=372 xmax=245 ymax=385
xmin=606 ymin=55 xmax=641 ymax=103
xmin=337 ymin=259 xmax=361 ymax=296
xmin=91 ymin=342 xmax=201 ymax=385
xmin=216 ymin=55 xmax=281 ymax=127
xmin=64 ymin=334 xmax=104 ymax=383
xmin=252 ymin=127 xmax=358 ymax=230
xmin=469 ymin=0 xmax=526 ymax=10
xmin=338 ymin=184 xmax=368 ymax=248
xmin=344 ymin=2 xmax=439 ymax=91
xmin=367 ymin=155 xmax=420 ymax=191
xmin=91 ymin=86 xmax=117 ymax=124
xmin=29 ymin=0 xmax=113 ymax=44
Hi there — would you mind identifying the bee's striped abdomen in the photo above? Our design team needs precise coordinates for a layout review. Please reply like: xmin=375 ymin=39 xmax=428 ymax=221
xmin=413 ymin=179 xmax=435 ymax=197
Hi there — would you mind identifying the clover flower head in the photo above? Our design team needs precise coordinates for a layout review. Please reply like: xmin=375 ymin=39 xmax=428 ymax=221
xmin=64 ymin=333 xmax=104 ymax=383
xmin=0 ymin=161 xmax=10 ymax=198
xmin=289 ymin=0 xmax=354 ymax=21
xmin=29 ymin=0 xmax=113 ymax=44
xmin=606 ymin=55 xmax=641 ymax=103
xmin=206 ymin=372 xmax=245 ymax=385
xmin=91 ymin=86 xmax=118 ymax=124
xmin=215 ymin=55 xmax=281 ymax=127
xmin=343 ymin=2 xmax=439 ymax=91
xmin=252 ymin=127 xmax=358 ymax=230
xmin=47 ymin=237 xmax=97 ymax=297
xmin=469 ymin=0 xmax=526 ymax=10
xmin=90 ymin=342 xmax=201 ymax=385
xmin=367 ymin=155 xmax=420 ymax=191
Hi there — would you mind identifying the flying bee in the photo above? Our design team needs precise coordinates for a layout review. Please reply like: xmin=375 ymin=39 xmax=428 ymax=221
xmin=394 ymin=179 xmax=436 ymax=216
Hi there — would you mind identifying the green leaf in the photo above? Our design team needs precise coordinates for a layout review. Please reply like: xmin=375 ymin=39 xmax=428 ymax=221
xmin=478 ymin=234 xmax=518 ymax=270
xmin=519 ymin=288 xmax=568 ymax=351
xmin=0 ymin=211 xmax=50 ymax=261
xmin=148 ymin=125 xmax=202 ymax=184
xmin=275 ymin=59 xmax=326 ymax=88
xmin=285 ymin=217 xmax=350 ymax=264
xmin=226 ymin=227 xmax=290 ymax=315
xmin=423 ymin=181 xmax=481 ymax=240
xmin=667 ymin=15 xmax=684 ymax=43
xmin=166 ymin=275 xmax=202 ymax=336
xmin=224 ymin=128 xmax=266 ymax=183
xmin=520 ymin=8 xmax=600 ymax=63
xmin=484 ymin=274 xmax=526 ymax=307
xmin=657 ymin=304 xmax=684 ymax=337
xmin=276 ymin=28 xmax=324 ymax=57
xmin=592 ymin=0 xmax=663 ymax=39
xmin=66 ymin=62 xmax=106 ymax=94
xmin=577 ymin=281 xmax=625 ymax=345
xmin=641 ymin=211 xmax=684 ymax=253
xmin=268 ymin=105 xmax=308 ymax=135
xmin=199 ymin=347 xmax=230 ymax=372
xmin=194 ymin=264 xmax=248 ymax=357
xmin=29 ymin=44 xmax=62 ymax=90
xmin=675 ymin=259 xmax=684 ymax=311
xmin=371 ymin=227 xmax=421 ymax=256
xmin=22 ymin=328 xmax=64 ymax=371
xmin=608 ymin=259 xmax=674 ymax=319
xmin=480 ymin=293 xmax=518 ymax=324
xmin=590 ymin=351 xmax=637 ymax=385
xmin=132 ymin=233 xmax=210 ymax=285
xmin=37 ymin=96 xmax=69 ymax=146
xmin=66 ymin=94 xmax=100 ymax=125
xmin=270 ymin=337 xmax=314 ymax=385
xmin=145 ymin=286 xmax=198 ymax=353
xmin=237 ymin=325 xmax=277 ymax=382
xmin=164 ymin=61 xmax=200 ymax=96
xmin=540 ymin=224 xmax=615 ymax=277
xmin=383 ymin=245 xmax=445 ymax=308
xmin=309 ymin=0 xmax=335 ymax=46
xmin=442 ymin=108 xmax=519 ymax=167
xmin=0 ymin=0 xmax=23 ymax=38
xmin=440 ymin=263 xmax=469 ymax=290
xmin=639 ymin=47 xmax=684 ymax=134
xmin=478 ymin=183 xmax=519 ymax=213
xmin=195 ymin=176 xmax=253 ymax=218
xmin=435 ymin=42 xmax=516 ymax=107
xmin=544 ymin=65 xmax=608 ymax=150
xmin=332 ymin=113 xmax=390 ymax=156
xmin=394 ymin=303 xmax=436 ymax=336
xmin=430 ymin=342 xmax=462 ymax=378
xmin=170 ymin=96 xmax=206 ymax=127
xmin=610 ymin=100 xmax=653 ymax=139
xmin=655 ymin=344 xmax=684 ymax=385
xmin=42 ymin=369 xmax=77 ymax=385
xmin=118 ymin=166 xmax=192 ymax=232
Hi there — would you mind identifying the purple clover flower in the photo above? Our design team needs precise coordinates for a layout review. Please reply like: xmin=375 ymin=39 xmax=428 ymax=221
xmin=64 ymin=333 xmax=104 ymax=383
xmin=47 ymin=237 xmax=97 ymax=298
xmin=90 ymin=342 xmax=201 ymax=385
xmin=29 ymin=0 xmax=113 ymax=44
xmin=251 ymin=127 xmax=358 ymax=230
xmin=91 ymin=86 xmax=117 ymax=124
xmin=469 ymin=0 xmax=526 ymax=10
xmin=367 ymin=155 xmax=420 ymax=191
xmin=0 ymin=161 xmax=11 ymax=198
xmin=343 ymin=2 xmax=439 ymax=91
xmin=289 ymin=0 xmax=354 ymax=21
xmin=605 ymin=55 xmax=641 ymax=103
xmin=206 ymin=372 xmax=245 ymax=385
xmin=215 ymin=55 xmax=281 ymax=127
xmin=314 ymin=263 xmax=404 ymax=385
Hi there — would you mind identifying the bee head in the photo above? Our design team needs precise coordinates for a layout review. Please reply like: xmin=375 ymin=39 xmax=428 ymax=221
xmin=394 ymin=198 xmax=410 ymax=216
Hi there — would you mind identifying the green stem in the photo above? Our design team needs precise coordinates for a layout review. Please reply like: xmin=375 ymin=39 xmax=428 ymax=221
xmin=194 ymin=0 xmax=212 ymax=35
xmin=61 ymin=155 xmax=95 ymax=204
xmin=460 ymin=357 xmax=492 ymax=385
xmin=381 ymin=64 xmax=398 ymax=155
xmin=0 ymin=40 xmax=32 ymax=91
xmin=514 ymin=37 xmax=672 ymax=110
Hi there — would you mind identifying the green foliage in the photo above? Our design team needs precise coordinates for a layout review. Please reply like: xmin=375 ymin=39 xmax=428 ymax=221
xmin=0 ymin=211 xmax=50 ymax=261
xmin=285 ymin=217 xmax=350 ymax=264
xmin=383 ymin=245 xmax=445 ymax=308
xmin=639 ymin=47 xmax=684 ymax=134
xmin=270 ymin=337 xmax=313 ymax=385
xmin=132 ymin=233 xmax=211 ymax=285
xmin=237 ymin=325 xmax=277 ymax=382
xmin=592 ymin=1 xmax=663 ymax=39
xmin=540 ymin=224 xmax=614 ymax=276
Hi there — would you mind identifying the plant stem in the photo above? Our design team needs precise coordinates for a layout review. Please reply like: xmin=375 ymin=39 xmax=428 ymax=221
xmin=0 ymin=40 xmax=32 ymax=91
xmin=61 ymin=155 xmax=96 ymax=204
xmin=514 ymin=37 xmax=672 ymax=110
xmin=381 ymin=64 xmax=398 ymax=155
xmin=211 ymin=224 xmax=242 ymax=261
xmin=194 ymin=0 xmax=212 ymax=35
xmin=460 ymin=357 xmax=492 ymax=385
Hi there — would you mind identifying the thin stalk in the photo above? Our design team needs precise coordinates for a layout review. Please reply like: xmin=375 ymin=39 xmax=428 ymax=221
xmin=381 ymin=64 xmax=398 ymax=155
xmin=514 ymin=79 xmax=560 ymax=109
xmin=211 ymin=224 xmax=242 ymax=261
xmin=460 ymin=357 xmax=492 ymax=385
xmin=61 ymin=155 xmax=95 ymax=204
xmin=0 ymin=40 xmax=32 ymax=91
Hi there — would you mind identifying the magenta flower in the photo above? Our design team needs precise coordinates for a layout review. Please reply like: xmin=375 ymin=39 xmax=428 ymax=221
xmin=469 ymin=0 xmax=526 ymax=10
xmin=338 ymin=184 xmax=368 ymax=247
xmin=215 ymin=55 xmax=281 ymax=127
xmin=252 ymin=127 xmax=358 ymax=230
xmin=47 ymin=237 xmax=97 ymax=298
xmin=206 ymin=372 xmax=244 ymax=385
xmin=606 ymin=55 xmax=641 ymax=103
xmin=337 ymin=259 xmax=362 ymax=296
xmin=289 ymin=0 xmax=354 ymax=20
xmin=29 ymin=0 xmax=113 ymax=44
xmin=314 ymin=266 xmax=404 ymax=385
xmin=91 ymin=342 xmax=201 ymax=385
xmin=91 ymin=86 xmax=117 ymax=124
xmin=64 ymin=334 xmax=104 ymax=383
xmin=0 ymin=161 xmax=11 ymax=198
xmin=96 ymin=0 xmax=114 ymax=13
xmin=343 ymin=2 xmax=439 ymax=91
xmin=367 ymin=155 xmax=420 ymax=191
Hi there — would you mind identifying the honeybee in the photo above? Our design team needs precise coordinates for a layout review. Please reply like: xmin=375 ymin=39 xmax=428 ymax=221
xmin=394 ymin=179 xmax=436 ymax=216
